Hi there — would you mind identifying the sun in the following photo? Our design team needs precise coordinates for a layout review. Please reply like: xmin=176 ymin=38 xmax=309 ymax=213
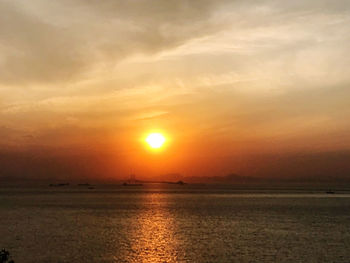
xmin=145 ymin=133 xmax=166 ymax=149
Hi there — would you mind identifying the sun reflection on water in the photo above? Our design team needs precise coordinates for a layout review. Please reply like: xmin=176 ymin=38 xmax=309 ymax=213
xmin=120 ymin=193 xmax=180 ymax=263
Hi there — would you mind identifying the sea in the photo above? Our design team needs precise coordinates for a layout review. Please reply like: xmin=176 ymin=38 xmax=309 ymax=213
xmin=1 ymin=184 xmax=350 ymax=263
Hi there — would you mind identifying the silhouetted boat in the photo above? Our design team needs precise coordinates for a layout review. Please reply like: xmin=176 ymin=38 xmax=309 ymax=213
xmin=165 ymin=180 xmax=186 ymax=185
xmin=49 ymin=183 xmax=69 ymax=187
xmin=122 ymin=174 xmax=143 ymax=186
xmin=122 ymin=182 xmax=143 ymax=186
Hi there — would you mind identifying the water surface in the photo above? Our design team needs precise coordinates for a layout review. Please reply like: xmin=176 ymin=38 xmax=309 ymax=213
xmin=1 ymin=185 xmax=350 ymax=262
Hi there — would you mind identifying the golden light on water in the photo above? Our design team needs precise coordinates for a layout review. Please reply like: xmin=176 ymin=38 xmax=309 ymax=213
xmin=127 ymin=193 xmax=179 ymax=262
xmin=145 ymin=133 xmax=166 ymax=149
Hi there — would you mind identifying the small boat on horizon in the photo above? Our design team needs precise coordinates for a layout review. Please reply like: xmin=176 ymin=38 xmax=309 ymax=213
xmin=122 ymin=174 xmax=143 ymax=186
xmin=122 ymin=182 xmax=143 ymax=186
xmin=49 ymin=183 xmax=69 ymax=187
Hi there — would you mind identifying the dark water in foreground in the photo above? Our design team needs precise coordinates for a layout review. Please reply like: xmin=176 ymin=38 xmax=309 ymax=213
xmin=1 ymin=185 xmax=350 ymax=262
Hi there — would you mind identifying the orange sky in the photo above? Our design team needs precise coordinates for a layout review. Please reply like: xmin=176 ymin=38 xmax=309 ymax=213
xmin=1 ymin=0 xmax=350 ymax=182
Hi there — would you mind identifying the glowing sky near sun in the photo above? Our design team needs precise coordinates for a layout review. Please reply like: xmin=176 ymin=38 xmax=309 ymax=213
xmin=1 ymin=0 xmax=350 ymax=180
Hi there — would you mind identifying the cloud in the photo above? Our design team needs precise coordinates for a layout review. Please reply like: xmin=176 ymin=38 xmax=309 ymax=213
xmin=0 ymin=0 xmax=233 ymax=85
xmin=0 ymin=2 xmax=87 ymax=84
xmin=1 ymin=0 xmax=350 ymax=88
